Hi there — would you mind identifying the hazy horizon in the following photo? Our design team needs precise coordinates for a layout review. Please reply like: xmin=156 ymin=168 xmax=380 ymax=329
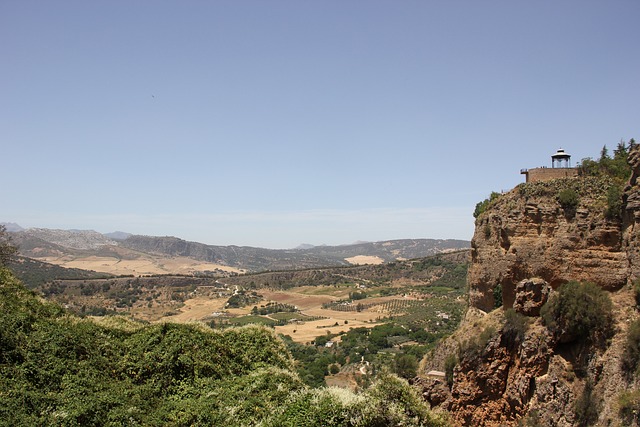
xmin=2 ymin=218 xmax=471 ymax=250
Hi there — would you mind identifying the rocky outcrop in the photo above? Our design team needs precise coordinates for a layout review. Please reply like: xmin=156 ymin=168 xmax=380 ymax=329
xmin=623 ymin=147 xmax=640 ymax=283
xmin=420 ymin=145 xmax=640 ymax=426
xmin=513 ymin=278 xmax=550 ymax=317
xmin=446 ymin=322 xmax=553 ymax=426
xmin=469 ymin=176 xmax=629 ymax=312
xmin=421 ymin=289 xmax=637 ymax=426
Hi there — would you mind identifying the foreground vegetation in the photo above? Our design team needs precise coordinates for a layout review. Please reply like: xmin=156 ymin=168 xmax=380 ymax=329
xmin=23 ymin=250 xmax=468 ymax=389
xmin=0 ymin=266 xmax=448 ymax=426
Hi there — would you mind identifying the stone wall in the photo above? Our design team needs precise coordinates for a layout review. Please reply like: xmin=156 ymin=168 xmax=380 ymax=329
xmin=521 ymin=167 xmax=578 ymax=183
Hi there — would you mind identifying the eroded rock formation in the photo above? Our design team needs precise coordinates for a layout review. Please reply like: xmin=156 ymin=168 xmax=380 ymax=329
xmin=513 ymin=278 xmax=551 ymax=317
xmin=420 ymin=145 xmax=640 ymax=426
xmin=469 ymin=176 xmax=629 ymax=312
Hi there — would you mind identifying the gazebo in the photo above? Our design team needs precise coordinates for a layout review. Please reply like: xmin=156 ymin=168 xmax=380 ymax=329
xmin=551 ymin=149 xmax=571 ymax=168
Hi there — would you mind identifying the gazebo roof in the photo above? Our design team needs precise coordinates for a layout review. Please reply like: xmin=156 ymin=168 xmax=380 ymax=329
xmin=551 ymin=148 xmax=571 ymax=159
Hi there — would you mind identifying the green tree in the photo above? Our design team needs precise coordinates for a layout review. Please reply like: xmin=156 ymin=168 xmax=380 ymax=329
xmin=614 ymin=140 xmax=629 ymax=160
xmin=605 ymin=185 xmax=623 ymax=220
xmin=0 ymin=225 xmax=17 ymax=267
xmin=541 ymin=281 xmax=613 ymax=344
xmin=600 ymin=145 xmax=609 ymax=162
xmin=444 ymin=354 xmax=457 ymax=388
xmin=493 ymin=284 xmax=503 ymax=309
xmin=394 ymin=354 xmax=418 ymax=379
xmin=580 ymin=139 xmax=634 ymax=182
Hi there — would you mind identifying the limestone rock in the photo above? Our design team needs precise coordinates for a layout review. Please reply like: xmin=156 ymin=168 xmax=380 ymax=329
xmin=434 ymin=320 xmax=554 ymax=426
xmin=415 ymin=377 xmax=451 ymax=407
xmin=469 ymin=176 xmax=629 ymax=312
xmin=513 ymin=278 xmax=551 ymax=316
xmin=420 ymin=144 xmax=640 ymax=426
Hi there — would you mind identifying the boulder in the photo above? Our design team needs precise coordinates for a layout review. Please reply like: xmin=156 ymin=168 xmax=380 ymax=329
xmin=513 ymin=278 xmax=551 ymax=317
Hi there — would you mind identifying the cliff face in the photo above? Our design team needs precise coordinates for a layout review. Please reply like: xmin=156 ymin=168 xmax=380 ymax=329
xmin=420 ymin=147 xmax=640 ymax=426
xmin=420 ymin=288 xmax=637 ymax=427
xmin=622 ymin=147 xmax=640 ymax=283
xmin=469 ymin=176 xmax=629 ymax=312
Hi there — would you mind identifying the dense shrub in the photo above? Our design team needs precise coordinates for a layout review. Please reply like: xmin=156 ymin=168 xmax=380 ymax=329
xmin=459 ymin=326 xmax=496 ymax=360
xmin=473 ymin=192 xmax=501 ymax=219
xmin=393 ymin=354 xmax=418 ymax=379
xmin=605 ymin=184 xmax=623 ymax=220
xmin=0 ymin=267 xmax=449 ymax=426
xmin=557 ymin=188 xmax=579 ymax=214
xmin=493 ymin=283 xmax=502 ymax=309
xmin=622 ymin=320 xmax=640 ymax=376
xmin=502 ymin=309 xmax=529 ymax=346
xmin=540 ymin=281 xmax=613 ymax=344
xmin=444 ymin=354 xmax=457 ymax=388
xmin=263 ymin=373 xmax=449 ymax=427
xmin=159 ymin=367 xmax=307 ymax=426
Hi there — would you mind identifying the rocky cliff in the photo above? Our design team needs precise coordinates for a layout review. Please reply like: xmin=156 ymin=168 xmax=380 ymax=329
xmin=419 ymin=146 xmax=640 ymax=426
xmin=420 ymin=286 xmax=637 ymax=426
xmin=469 ymin=175 xmax=627 ymax=312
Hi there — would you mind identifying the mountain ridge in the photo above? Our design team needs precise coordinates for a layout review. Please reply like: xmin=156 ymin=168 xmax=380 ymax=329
xmin=7 ymin=226 xmax=469 ymax=273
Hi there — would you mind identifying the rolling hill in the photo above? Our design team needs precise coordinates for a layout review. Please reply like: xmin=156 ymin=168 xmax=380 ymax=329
xmin=8 ymin=226 xmax=469 ymax=274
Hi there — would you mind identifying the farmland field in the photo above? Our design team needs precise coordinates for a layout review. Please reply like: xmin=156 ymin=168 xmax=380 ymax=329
xmin=33 ymin=251 xmax=470 ymax=386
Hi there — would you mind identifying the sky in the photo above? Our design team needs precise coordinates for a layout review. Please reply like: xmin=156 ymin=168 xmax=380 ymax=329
xmin=1 ymin=1 xmax=639 ymax=249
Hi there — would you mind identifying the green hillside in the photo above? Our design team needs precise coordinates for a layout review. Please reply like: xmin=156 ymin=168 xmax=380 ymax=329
xmin=9 ymin=256 xmax=113 ymax=289
xmin=0 ymin=266 xmax=448 ymax=427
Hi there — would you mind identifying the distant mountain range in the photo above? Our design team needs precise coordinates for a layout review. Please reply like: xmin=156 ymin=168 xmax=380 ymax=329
xmin=6 ymin=224 xmax=470 ymax=272
xmin=1 ymin=222 xmax=24 ymax=232
xmin=103 ymin=231 xmax=132 ymax=241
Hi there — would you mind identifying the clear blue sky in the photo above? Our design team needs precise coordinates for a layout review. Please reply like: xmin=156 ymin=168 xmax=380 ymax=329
xmin=2 ymin=1 xmax=638 ymax=248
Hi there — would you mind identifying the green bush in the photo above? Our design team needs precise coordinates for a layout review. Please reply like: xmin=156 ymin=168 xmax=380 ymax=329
xmin=393 ymin=354 xmax=418 ymax=379
xmin=622 ymin=320 xmax=640 ymax=376
xmin=459 ymin=326 xmax=496 ymax=360
xmin=473 ymin=192 xmax=501 ymax=219
xmin=1 ymin=266 xmax=454 ymax=427
xmin=162 ymin=367 xmax=306 ymax=426
xmin=605 ymin=185 xmax=623 ymax=220
xmin=618 ymin=389 xmax=640 ymax=426
xmin=517 ymin=410 xmax=541 ymax=427
xmin=557 ymin=188 xmax=579 ymax=213
xmin=264 ymin=373 xmax=449 ymax=427
xmin=444 ymin=354 xmax=457 ymax=388
xmin=493 ymin=284 xmax=503 ymax=309
xmin=502 ymin=309 xmax=529 ymax=345
xmin=541 ymin=281 xmax=613 ymax=344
